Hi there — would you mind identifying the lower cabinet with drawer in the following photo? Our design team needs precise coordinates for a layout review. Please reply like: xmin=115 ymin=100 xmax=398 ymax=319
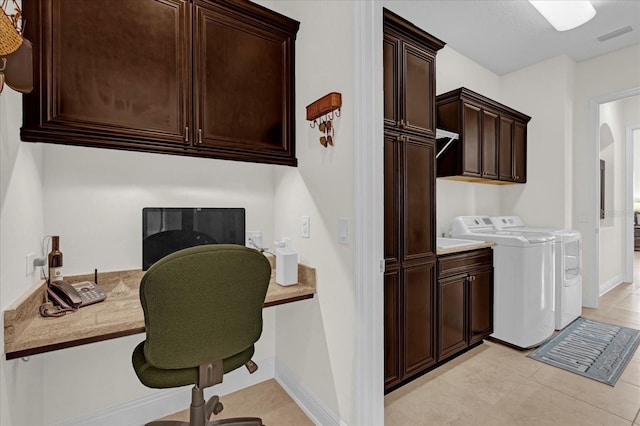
xmin=437 ymin=248 xmax=494 ymax=361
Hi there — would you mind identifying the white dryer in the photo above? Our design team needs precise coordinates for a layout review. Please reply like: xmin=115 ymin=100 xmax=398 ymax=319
xmin=451 ymin=216 xmax=555 ymax=349
xmin=491 ymin=216 xmax=582 ymax=330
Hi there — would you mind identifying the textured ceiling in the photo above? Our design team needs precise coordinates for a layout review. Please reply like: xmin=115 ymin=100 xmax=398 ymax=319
xmin=383 ymin=0 xmax=640 ymax=75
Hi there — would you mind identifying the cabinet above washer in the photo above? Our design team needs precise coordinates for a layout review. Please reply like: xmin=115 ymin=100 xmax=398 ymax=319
xmin=435 ymin=87 xmax=530 ymax=184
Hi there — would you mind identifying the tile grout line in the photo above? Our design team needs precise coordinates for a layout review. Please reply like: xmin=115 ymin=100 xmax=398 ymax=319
xmin=526 ymin=364 xmax=640 ymax=423
xmin=633 ymin=406 xmax=640 ymax=425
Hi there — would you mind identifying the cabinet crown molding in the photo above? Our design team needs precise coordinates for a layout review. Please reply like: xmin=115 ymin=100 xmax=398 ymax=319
xmin=383 ymin=8 xmax=446 ymax=53
xmin=436 ymin=87 xmax=531 ymax=123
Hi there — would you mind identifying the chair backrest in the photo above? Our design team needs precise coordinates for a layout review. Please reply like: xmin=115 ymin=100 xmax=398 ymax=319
xmin=139 ymin=244 xmax=271 ymax=370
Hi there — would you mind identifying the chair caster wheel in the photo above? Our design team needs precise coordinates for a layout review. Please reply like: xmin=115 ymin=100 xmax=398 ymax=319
xmin=213 ymin=401 xmax=223 ymax=415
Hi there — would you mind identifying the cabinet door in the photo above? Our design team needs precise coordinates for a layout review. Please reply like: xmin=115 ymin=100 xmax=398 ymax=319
xmin=438 ymin=274 xmax=467 ymax=360
xmin=383 ymin=34 xmax=400 ymax=128
xmin=402 ymin=43 xmax=436 ymax=137
xmin=384 ymin=268 xmax=402 ymax=389
xmin=404 ymin=262 xmax=437 ymax=377
xmin=499 ymin=116 xmax=514 ymax=181
xmin=469 ymin=268 xmax=493 ymax=345
xmin=384 ymin=133 xmax=402 ymax=265
xmin=462 ymin=103 xmax=482 ymax=177
xmin=481 ymin=110 xmax=499 ymax=179
xmin=23 ymin=0 xmax=191 ymax=148
xmin=193 ymin=1 xmax=296 ymax=165
xmin=403 ymin=137 xmax=436 ymax=261
xmin=513 ymin=122 xmax=527 ymax=183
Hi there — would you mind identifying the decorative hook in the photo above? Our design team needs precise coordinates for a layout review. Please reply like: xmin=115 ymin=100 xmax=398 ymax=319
xmin=0 ymin=58 xmax=6 ymax=72
xmin=306 ymin=93 xmax=341 ymax=147
xmin=318 ymin=118 xmax=335 ymax=148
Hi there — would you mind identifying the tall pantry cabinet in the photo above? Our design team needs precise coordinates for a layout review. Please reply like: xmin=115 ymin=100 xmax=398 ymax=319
xmin=383 ymin=9 xmax=445 ymax=392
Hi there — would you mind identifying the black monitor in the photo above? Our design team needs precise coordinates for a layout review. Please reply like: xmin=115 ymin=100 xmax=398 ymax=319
xmin=142 ymin=207 xmax=245 ymax=270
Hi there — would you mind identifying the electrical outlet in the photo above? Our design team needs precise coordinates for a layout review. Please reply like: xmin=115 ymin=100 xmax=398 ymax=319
xmin=301 ymin=215 xmax=310 ymax=238
xmin=26 ymin=253 xmax=36 ymax=276
xmin=338 ymin=218 xmax=350 ymax=245
xmin=246 ymin=231 xmax=263 ymax=250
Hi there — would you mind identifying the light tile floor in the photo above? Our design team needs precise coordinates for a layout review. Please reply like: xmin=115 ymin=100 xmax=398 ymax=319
xmin=385 ymin=256 xmax=640 ymax=426
xmin=159 ymin=378 xmax=314 ymax=425
xmin=163 ymin=256 xmax=640 ymax=425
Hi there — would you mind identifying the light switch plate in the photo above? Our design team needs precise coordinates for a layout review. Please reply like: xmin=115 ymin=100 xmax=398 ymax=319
xmin=338 ymin=217 xmax=349 ymax=245
xmin=301 ymin=215 xmax=310 ymax=238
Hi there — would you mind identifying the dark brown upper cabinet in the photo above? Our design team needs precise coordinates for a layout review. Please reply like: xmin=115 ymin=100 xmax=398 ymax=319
xmin=383 ymin=10 xmax=445 ymax=138
xmin=512 ymin=122 xmax=527 ymax=183
xmin=21 ymin=0 xmax=299 ymax=166
xmin=436 ymin=87 xmax=530 ymax=183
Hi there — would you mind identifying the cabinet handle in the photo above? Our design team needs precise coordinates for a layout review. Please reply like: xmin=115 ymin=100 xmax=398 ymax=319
xmin=184 ymin=127 xmax=189 ymax=143
xmin=198 ymin=129 xmax=203 ymax=144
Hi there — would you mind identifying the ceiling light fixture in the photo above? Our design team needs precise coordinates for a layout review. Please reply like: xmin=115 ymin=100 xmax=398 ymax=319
xmin=529 ymin=0 xmax=596 ymax=32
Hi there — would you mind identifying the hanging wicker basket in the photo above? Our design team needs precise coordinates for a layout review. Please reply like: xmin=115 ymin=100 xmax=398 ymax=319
xmin=0 ymin=8 xmax=22 ymax=56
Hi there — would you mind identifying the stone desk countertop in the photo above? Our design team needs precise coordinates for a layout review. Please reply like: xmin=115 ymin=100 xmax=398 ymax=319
xmin=4 ymin=261 xmax=316 ymax=360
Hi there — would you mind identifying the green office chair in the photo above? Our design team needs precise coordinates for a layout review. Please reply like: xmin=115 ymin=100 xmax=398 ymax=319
xmin=132 ymin=244 xmax=272 ymax=426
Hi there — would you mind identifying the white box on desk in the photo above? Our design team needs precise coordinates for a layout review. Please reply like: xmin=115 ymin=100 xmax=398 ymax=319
xmin=276 ymin=247 xmax=298 ymax=286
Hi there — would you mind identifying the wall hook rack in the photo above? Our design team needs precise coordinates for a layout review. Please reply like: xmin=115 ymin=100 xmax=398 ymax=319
xmin=306 ymin=92 xmax=342 ymax=147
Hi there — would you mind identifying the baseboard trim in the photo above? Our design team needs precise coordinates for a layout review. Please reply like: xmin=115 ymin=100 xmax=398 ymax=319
xmin=600 ymin=275 xmax=624 ymax=296
xmin=55 ymin=357 xmax=275 ymax=426
xmin=275 ymin=359 xmax=342 ymax=426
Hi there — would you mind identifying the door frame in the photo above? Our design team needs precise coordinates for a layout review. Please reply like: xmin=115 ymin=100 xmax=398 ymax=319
xmin=354 ymin=1 xmax=384 ymax=424
xmin=589 ymin=87 xmax=640 ymax=307
xmin=625 ymin=124 xmax=640 ymax=282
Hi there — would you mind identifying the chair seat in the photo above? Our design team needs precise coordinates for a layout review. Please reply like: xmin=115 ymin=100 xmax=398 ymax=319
xmin=133 ymin=341 xmax=255 ymax=389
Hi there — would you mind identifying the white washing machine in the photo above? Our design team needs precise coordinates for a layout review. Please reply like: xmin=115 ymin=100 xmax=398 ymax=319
xmin=491 ymin=216 xmax=582 ymax=330
xmin=451 ymin=216 xmax=556 ymax=349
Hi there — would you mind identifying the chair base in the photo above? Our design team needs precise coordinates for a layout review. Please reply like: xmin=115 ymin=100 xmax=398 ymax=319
xmin=145 ymin=386 xmax=262 ymax=426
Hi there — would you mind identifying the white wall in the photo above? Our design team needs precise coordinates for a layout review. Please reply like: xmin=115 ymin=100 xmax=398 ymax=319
xmin=1 ymin=88 xmax=46 ymax=425
xmin=41 ymin=144 xmax=275 ymax=275
xmin=573 ymin=44 xmax=640 ymax=306
xmin=267 ymin=1 xmax=357 ymax=423
xmin=501 ymin=55 xmax=575 ymax=228
xmin=434 ymin=46 xmax=503 ymax=236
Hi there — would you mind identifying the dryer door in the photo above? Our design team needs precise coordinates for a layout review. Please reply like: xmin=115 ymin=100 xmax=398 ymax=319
xmin=563 ymin=236 xmax=582 ymax=285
